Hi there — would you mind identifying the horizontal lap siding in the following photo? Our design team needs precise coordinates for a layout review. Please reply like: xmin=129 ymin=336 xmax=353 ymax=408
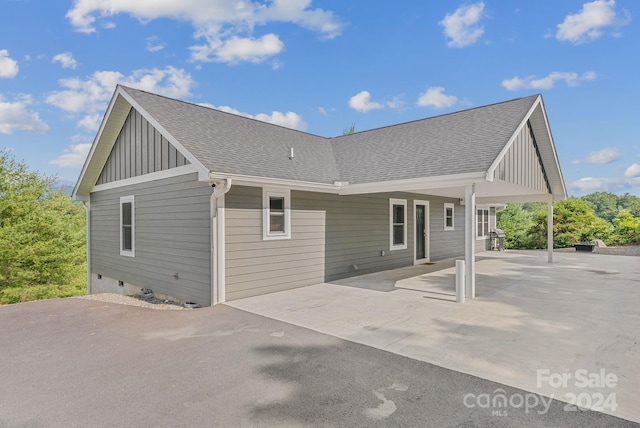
xmin=224 ymin=186 xmax=464 ymax=300
xmin=426 ymin=197 xmax=466 ymax=261
xmin=224 ymin=186 xmax=326 ymax=300
xmin=90 ymin=172 xmax=213 ymax=306
xmin=308 ymin=192 xmax=414 ymax=281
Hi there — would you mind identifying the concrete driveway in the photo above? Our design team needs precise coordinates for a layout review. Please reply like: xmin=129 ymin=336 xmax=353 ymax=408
xmin=1 ymin=290 xmax=636 ymax=427
xmin=228 ymin=250 xmax=640 ymax=423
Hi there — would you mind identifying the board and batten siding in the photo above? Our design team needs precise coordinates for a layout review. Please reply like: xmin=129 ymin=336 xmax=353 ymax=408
xmin=495 ymin=120 xmax=550 ymax=193
xmin=90 ymin=172 xmax=213 ymax=306
xmin=96 ymin=107 xmax=189 ymax=185
xmin=224 ymin=185 xmax=465 ymax=300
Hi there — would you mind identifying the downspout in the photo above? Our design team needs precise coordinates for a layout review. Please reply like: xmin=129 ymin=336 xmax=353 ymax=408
xmin=82 ymin=201 xmax=91 ymax=295
xmin=209 ymin=178 xmax=232 ymax=305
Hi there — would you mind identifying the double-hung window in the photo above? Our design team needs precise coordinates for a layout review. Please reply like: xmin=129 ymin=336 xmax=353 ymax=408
xmin=263 ymin=188 xmax=291 ymax=240
xmin=389 ymin=199 xmax=407 ymax=250
xmin=120 ymin=195 xmax=135 ymax=257
xmin=477 ymin=208 xmax=490 ymax=238
xmin=444 ymin=203 xmax=454 ymax=230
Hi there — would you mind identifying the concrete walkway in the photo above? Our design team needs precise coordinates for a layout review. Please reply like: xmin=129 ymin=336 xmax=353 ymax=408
xmin=228 ymin=250 xmax=640 ymax=423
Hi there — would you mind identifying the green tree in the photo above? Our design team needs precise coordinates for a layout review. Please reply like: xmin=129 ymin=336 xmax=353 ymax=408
xmin=0 ymin=150 xmax=86 ymax=304
xmin=618 ymin=193 xmax=640 ymax=218
xmin=529 ymin=198 xmax=613 ymax=249
xmin=611 ymin=210 xmax=640 ymax=245
xmin=497 ymin=204 xmax=535 ymax=249
xmin=581 ymin=192 xmax=620 ymax=223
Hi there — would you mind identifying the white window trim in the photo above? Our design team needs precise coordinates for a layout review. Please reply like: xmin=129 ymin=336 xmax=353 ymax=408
xmin=389 ymin=198 xmax=407 ymax=251
xmin=263 ymin=188 xmax=291 ymax=240
xmin=120 ymin=195 xmax=135 ymax=257
xmin=476 ymin=207 xmax=490 ymax=240
xmin=444 ymin=203 xmax=455 ymax=231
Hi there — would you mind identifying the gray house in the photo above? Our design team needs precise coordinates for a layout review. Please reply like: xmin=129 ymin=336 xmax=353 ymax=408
xmin=73 ymin=86 xmax=566 ymax=306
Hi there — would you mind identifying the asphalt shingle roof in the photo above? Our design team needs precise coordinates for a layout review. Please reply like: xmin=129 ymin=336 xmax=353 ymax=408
xmin=331 ymin=95 xmax=539 ymax=184
xmin=123 ymin=87 xmax=340 ymax=184
xmin=122 ymin=86 xmax=538 ymax=185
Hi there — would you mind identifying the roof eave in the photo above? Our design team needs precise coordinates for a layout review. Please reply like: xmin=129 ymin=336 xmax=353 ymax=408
xmin=338 ymin=172 xmax=487 ymax=195
xmin=71 ymin=87 xmax=130 ymax=200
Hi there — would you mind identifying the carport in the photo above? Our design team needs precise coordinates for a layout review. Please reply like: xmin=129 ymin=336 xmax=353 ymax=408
xmin=339 ymin=95 xmax=566 ymax=299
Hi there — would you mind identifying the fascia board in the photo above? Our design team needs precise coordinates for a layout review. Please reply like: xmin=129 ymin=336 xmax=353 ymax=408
xmin=118 ymin=87 xmax=211 ymax=181
xmin=207 ymin=172 xmax=342 ymax=193
xmin=486 ymin=95 xmax=541 ymax=182
xmin=537 ymin=97 xmax=568 ymax=199
xmin=72 ymin=89 xmax=128 ymax=200
xmin=338 ymin=172 xmax=486 ymax=195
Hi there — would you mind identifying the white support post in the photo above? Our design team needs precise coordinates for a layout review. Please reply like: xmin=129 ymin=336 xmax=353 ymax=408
xmin=456 ymin=260 xmax=465 ymax=303
xmin=465 ymin=184 xmax=476 ymax=299
xmin=547 ymin=196 xmax=554 ymax=263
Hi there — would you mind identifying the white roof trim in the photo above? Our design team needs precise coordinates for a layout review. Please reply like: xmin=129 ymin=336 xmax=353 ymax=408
xmin=73 ymin=86 xmax=213 ymax=200
xmin=91 ymin=164 xmax=198 ymax=193
xmin=486 ymin=95 xmax=541 ymax=182
xmin=72 ymin=91 xmax=129 ymax=200
xmin=536 ymin=97 xmax=567 ymax=199
xmin=338 ymin=172 xmax=486 ymax=195
xmin=118 ymin=87 xmax=210 ymax=181
xmin=207 ymin=171 xmax=341 ymax=193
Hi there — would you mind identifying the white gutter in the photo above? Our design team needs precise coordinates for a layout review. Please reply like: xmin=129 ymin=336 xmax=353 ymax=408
xmin=209 ymin=177 xmax=232 ymax=305
xmin=82 ymin=201 xmax=91 ymax=295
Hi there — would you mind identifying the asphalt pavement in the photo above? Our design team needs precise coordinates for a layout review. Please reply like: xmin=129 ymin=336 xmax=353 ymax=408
xmin=0 ymin=298 xmax=636 ymax=427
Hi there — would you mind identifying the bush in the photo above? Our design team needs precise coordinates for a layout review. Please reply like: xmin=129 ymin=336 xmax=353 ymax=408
xmin=612 ymin=210 xmax=640 ymax=245
xmin=497 ymin=204 xmax=536 ymax=249
xmin=529 ymin=199 xmax=613 ymax=249
xmin=0 ymin=150 xmax=86 ymax=304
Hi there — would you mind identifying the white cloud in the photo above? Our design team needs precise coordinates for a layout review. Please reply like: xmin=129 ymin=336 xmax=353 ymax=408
xmin=624 ymin=163 xmax=640 ymax=178
xmin=50 ymin=143 xmax=92 ymax=168
xmin=571 ymin=147 xmax=621 ymax=164
xmin=386 ymin=96 xmax=406 ymax=111
xmin=77 ymin=113 xmax=102 ymax=131
xmin=569 ymin=176 xmax=640 ymax=193
xmin=52 ymin=52 xmax=78 ymax=69
xmin=416 ymin=87 xmax=458 ymax=109
xmin=194 ymin=34 xmax=284 ymax=64
xmin=502 ymin=71 xmax=597 ymax=91
xmin=0 ymin=95 xmax=49 ymax=134
xmin=0 ymin=50 xmax=19 ymax=78
xmin=66 ymin=0 xmax=343 ymax=63
xmin=146 ymin=36 xmax=166 ymax=53
xmin=348 ymin=91 xmax=384 ymax=113
xmin=200 ymin=103 xmax=307 ymax=131
xmin=254 ymin=111 xmax=307 ymax=131
xmin=556 ymin=0 xmax=630 ymax=44
xmin=440 ymin=2 xmax=486 ymax=48
xmin=46 ymin=66 xmax=194 ymax=128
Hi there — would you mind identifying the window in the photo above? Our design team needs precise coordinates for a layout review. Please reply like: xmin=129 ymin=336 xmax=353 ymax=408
xmin=263 ymin=188 xmax=291 ymax=240
xmin=389 ymin=199 xmax=407 ymax=250
xmin=477 ymin=208 xmax=489 ymax=238
xmin=444 ymin=203 xmax=454 ymax=230
xmin=120 ymin=195 xmax=135 ymax=256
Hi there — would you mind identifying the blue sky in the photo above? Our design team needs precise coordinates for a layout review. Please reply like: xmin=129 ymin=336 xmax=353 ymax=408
xmin=1 ymin=0 xmax=639 ymax=196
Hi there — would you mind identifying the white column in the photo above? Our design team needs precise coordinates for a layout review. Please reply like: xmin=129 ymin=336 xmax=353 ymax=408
xmin=465 ymin=184 xmax=476 ymax=298
xmin=456 ymin=260 xmax=465 ymax=303
xmin=547 ymin=196 xmax=554 ymax=263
